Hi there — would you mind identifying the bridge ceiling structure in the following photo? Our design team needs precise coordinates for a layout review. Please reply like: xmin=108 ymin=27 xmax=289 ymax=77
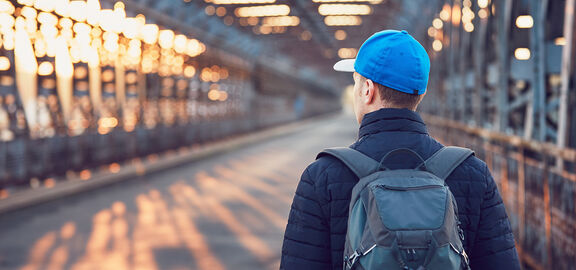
xmin=128 ymin=0 xmax=440 ymax=90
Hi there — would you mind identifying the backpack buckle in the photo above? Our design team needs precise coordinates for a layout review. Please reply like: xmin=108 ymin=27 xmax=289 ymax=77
xmin=345 ymin=250 xmax=361 ymax=269
xmin=345 ymin=244 xmax=377 ymax=269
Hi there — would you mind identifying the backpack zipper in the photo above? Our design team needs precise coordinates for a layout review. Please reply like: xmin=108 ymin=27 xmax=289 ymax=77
xmin=375 ymin=184 xmax=443 ymax=191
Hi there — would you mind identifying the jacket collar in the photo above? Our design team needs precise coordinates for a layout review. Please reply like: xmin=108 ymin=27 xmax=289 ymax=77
xmin=358 ymin=108 xmax=428 ymax=138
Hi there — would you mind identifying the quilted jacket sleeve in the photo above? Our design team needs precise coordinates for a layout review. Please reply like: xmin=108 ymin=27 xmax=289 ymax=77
xmin=280 ymin=166 xmax=331 ymax=270
xmin=469 ymin=165 xmax=521 ymax=270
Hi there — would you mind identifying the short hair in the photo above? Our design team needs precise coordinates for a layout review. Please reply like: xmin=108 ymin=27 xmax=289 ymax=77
xmin=357 ymin=75 xmax=423 ymax=110
xmin=376 ymin=83 xmax=424 ymax=111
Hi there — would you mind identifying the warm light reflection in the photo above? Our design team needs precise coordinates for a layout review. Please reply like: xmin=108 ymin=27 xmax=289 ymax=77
xmin=201 ymin=170 xmax=286 ymax=228
xmin=478 ymin=8 xmax=488 ymax=19
xmin=516 ymin=15 xmax=533 ymax=29
xmin=123 ymin=17 xmax=143 ymax=39
xmin=313 ymin=0 xmax=382 ymax=2
xmin=439 ymin=8 xmax=450 ymax=22
xmin=21 ymin=6 xmax=37 ymax=19
xmin=55 ymin=36 xmax=74 ymax=123
xmin=432 ymin=39 xmax=443 ymax=52
xmin=80 ymin=169 xmax=91 ymax=180
xmin=86 ymin=0 xmax=101 ymax=25
xmin=20 ymin=232 xmax=57 ymax=270
xmin=515 ymin=48 xmax=531 ymax=60
xmin=99 ymin=8 xmax=125 ymax=33
xmin=0 ymin=1 xmax=15 ymax=13
xmin=69 ymin=0 xmax=87 ymax=22
xmin=1 ymin=0 xmax=210 ymax=139
xmin=337 ymin=48 xmax=357 ymax=59
xmin=212 ymin=164 xmax=292 ymax=204
xmin=555 ymin=37 xmax=566 ymax=46
xmin=334 ymin=29 xmax=346 ymax=40
xmin=0 ymin=13 xmax=16 ymax=28
xmin=451 ymin=4 xmax=461 ymax=26
xmin=0 ymin=189 xmax=8 ymax=199
xmin=54 ymin=0 xmax=69 ymax=17
xmin=99 ymin=117 xmax=118 ymax=128
xmin=158 ymin=29 xmax=175 ymax=49
xmin=318 ymin=4 xmax=372 ymax=16
xmin=141 ymin=24 xmax=159 ymax=44
xmin=109 ymin=162 xmax=121 ymax=173
xmin=0 ymin=56 xmax=10 ymax=71
xmin=477 ymin=0 xmax=489 ymax=9
xmin=14 ymin=17 xmax=39 ymax=134
xmin=427 ymin=26 xmax=436 ymax=38
xmin=234 ymin=4 xmax=290 ymax=17
xmin=18 ymin=148 xmax=301 ymax=270
xmin=37 ymin=61 xmax=54 ymax=75
xmin=433 ymin=18 xmax=443 ymax=29
xmin=262 ymin=16 xmax=300 ymax=27
xmin=464 ymin=22 xmax=474 ymax=32
xmin=212 ymin=0 xmax=275 ymax=3
xmin=324 ymin=15 xmax=362 ymax=26
xmin=194 ymin=172 xmax=275 ymax=262
xmin=33 ymin=0 xmax=53 ymax=12
xmin=174 ymin=34 xmax=187 ymax=53
xmin=184 ymin=65 xmax=196 ymax=77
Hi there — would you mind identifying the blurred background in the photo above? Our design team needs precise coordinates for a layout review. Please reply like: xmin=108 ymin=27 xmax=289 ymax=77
xmin=0 ymin=0 xmax=574 ymax=269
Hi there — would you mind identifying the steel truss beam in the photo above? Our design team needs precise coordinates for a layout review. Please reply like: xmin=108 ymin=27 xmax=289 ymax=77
xmin=558 ymin=0 xmax=576 ymax=167
xmin=428 ymin=0 xmax=575 ymax=149
xmin=495 ymin=0 xmax=512 ymax=132
xmin=107 ymin=0 xmax=263 ymax=59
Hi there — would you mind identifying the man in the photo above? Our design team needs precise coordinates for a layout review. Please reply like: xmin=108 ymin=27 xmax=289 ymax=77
xmin=280 ymin=30 xmax=520 ymax=269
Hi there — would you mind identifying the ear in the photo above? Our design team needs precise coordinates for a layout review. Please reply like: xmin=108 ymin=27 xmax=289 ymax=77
xmin=362 ymin=79 xmax=377 ymax=104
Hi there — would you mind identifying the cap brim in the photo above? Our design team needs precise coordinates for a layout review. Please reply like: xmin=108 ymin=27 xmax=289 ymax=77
xmin=333 ymin=59 xmax=355 ymax=72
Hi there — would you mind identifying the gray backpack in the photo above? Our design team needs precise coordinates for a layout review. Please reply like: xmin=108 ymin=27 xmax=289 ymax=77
xmin=318 ymin=147 xmax=473 ymax=270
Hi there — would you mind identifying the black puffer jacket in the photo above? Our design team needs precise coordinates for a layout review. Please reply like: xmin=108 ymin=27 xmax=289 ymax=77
xmin=280 ymin=108 xmax=520 ymax=270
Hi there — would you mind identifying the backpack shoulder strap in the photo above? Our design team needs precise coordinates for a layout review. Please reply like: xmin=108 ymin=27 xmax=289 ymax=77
xmin=425 ymin=146 xmax=475 ymax=180
xmin=317 ymin=147 xmax=380 ymax=178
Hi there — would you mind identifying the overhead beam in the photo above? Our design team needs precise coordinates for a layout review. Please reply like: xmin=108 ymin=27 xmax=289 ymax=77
xmin=292 ymin=0 xmax=336 ymax=49
xmin=103 ymin=0 xmax=263 ymax=59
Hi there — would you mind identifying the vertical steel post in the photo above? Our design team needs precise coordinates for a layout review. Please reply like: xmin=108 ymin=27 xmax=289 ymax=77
xmin=524 ymin=1 xmax=536 ymax=140
xmin=473 ymin=6 xmax=489 ymax=127
xmin=495 ymin=0 xmax=513 ymax=132
xmin=526 ymin=0 xmax=549 ymax=141
xmin=517 ymin=148 xmax=526 ymax=262
xmin=448 ymin=0 xmax=458 ymax=121
xmin=542 ymin=156 xmax=551 ymax=268
xmin=557 ymin=0 xmax=575 ymax=168
xmin=536 ymin=0 xmax=548 ymax=141
xmin=524 ymin=94 xmax=534 ymax=140
xmin=459 ymin=21 xmax=470 ymax=122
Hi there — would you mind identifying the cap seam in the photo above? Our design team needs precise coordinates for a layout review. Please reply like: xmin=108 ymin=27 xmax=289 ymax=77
xmin=361 ymin=32 xmax=397 ymax=88
xmin=409 ymin=37 xmax=425 ymax=90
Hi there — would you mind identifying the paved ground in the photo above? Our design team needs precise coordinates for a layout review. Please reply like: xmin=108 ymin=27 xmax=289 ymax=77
xmin=0 ymin=113 xmax=358 ymax=270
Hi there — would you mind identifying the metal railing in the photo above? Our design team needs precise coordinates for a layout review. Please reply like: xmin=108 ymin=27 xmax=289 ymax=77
xmin=425 ymin=114 xmax=575 ymax=270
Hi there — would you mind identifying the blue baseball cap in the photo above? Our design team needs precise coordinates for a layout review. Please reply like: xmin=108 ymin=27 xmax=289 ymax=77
xmin=334 ymin=30 xmax=430 ymax=95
